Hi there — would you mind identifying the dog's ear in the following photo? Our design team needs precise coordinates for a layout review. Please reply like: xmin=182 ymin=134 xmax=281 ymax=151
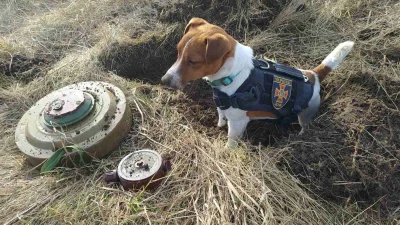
xmin=184 ymin=18 xmax=208 ymax=34
xmin=205 ymin=33 xmax=231 ymax=64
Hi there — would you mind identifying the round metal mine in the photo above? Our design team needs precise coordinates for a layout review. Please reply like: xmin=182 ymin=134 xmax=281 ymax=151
xmin=15 ymin=81 xmax=132 ymax=166
xmin=118 ymin=149 xmax=163 ymax=182
xmin=105 ymin=149 xmax=170 ymax=190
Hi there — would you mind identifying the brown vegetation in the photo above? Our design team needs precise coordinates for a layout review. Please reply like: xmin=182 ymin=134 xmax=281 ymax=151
xmin=1 ymin=0 xmax=399 ymax=224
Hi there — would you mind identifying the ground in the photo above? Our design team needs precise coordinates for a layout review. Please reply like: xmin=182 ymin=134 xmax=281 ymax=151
xmin=1 ymin=0 xmax=400 ymax=224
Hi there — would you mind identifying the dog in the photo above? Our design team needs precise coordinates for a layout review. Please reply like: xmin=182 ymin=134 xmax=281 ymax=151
xmin=161 ymin=17 xmax=354 ymax=147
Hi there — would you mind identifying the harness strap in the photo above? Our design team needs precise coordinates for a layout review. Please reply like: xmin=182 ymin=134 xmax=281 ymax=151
xmin=213 ymin=86 xmax=260 ymax=110
xmin=292 ymin=78 xmax=303 ymax=114
xmin=253 ymin=59 xmax=305 ymax=81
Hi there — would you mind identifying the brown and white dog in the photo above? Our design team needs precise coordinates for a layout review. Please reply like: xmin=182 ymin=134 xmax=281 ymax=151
xmin=161 ymin=17 xmax=354 ymax=147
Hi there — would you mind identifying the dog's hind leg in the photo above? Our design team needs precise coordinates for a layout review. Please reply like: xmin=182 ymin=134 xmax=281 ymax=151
xmin=298 ymin=101 xmax=320 ymax=135
xmin=298 ymin=74 xmax=321 ymax=135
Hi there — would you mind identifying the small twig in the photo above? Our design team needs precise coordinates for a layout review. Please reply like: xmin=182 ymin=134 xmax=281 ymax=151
xmin=366 ymin=10 xmax=372 ymax=25
xmin=56 ymin=175 xmax=75 ymax=183
xmin=333 ymin=181 xmax=362 ymax=186
xmin=0 ymin=49 xmax=13 ymax=73
xmin=133 ymin=97 xmax=144 ymax=124
xmin=387 ymin=117 xmax=393 ymax=141
xmin=351 ymin=132 xmax=361 ymax=175
xmin=345 ymin=196 xmax=351 ymax=208
xmin=143 ymin=206 xmax=152 ymax=225
xmin=24 ymin=160 xmax=46 ymax=174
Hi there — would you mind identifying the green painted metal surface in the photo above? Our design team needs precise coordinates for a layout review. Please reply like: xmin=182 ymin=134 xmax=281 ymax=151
xmin=44 ymin=93 xmax=94 ymax=127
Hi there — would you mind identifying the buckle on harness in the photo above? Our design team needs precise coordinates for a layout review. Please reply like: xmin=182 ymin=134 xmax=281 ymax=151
xmin=214 ymin=85 xmax=263 ymax=110
xmin=229 ymin=86 xmax=261 ymax=108
xmin=221 ymin=77 xmax=233 ymax=86
xmin=303 ymin=74 xmax=309 ymax=82
xmin=229 ymin=97 xmax=241 ymax=108
xmin=249 ymin=86 xmax=261 ymax=99
xmin=259 ymin=60 xmax=270 ymax=70
xmin=213 ymin=96 xmax=222 ymax=107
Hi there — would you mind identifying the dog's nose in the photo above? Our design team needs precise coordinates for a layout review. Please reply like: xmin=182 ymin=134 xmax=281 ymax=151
xmin=161 ymin=74 xmax=172 ymax=86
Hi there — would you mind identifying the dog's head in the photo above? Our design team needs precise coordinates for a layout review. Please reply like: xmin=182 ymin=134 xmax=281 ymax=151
xmin=161 ymin=18 xmax=236 ymax=89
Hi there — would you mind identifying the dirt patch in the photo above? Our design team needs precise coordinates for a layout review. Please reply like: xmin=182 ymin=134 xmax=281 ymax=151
xmin=99 ymin=26 xmax=181 ymax=83
xmin=0 ymin=54 xmax=50 ymax=81
xmin=169 ymin=80 xmax=223 ymax=137
xmin=159 ymin=0 xmax=288 ymax=38
xmin=277 ymin=71 xmax=400 ymax=216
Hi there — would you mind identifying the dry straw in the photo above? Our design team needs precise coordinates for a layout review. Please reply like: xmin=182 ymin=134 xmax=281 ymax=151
xmin=1 ymin=0 xmax=399 ymax=224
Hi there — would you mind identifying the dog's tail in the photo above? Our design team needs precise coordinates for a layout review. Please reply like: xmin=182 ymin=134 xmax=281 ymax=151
xmin=312 ymin=41 xmax=354 ymax=82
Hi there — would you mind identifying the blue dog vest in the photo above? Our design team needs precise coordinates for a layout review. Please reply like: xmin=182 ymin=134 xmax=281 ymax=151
xmin=212 ymin=58 xmax=314 ymax=127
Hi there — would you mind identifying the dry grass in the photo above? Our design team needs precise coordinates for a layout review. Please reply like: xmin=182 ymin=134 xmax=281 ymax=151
xmin=1 ymin=0 xmax=399 ymax=224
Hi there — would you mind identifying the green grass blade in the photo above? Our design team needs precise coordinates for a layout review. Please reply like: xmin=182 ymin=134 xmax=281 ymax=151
xmin=41 ymin=148 xmax=66 ymax=173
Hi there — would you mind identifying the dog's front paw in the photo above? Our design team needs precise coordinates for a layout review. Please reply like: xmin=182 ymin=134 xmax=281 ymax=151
xmin=218 ymin=118 xmax=227 ymax=127
xmin=225 ymin=138 xmax=239 ymax=149
xmin=298 ymin=128 xmax=305 ymax=136
xmin=298 ymin=125 xmax=309 ymax=136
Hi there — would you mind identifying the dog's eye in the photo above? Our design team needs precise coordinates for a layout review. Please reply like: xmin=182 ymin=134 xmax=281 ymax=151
xmin=188 ymin=59 xmax=197 ymax=65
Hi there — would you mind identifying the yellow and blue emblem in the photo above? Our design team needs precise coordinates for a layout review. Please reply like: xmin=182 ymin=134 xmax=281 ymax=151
xmin=272 ymin=76 xmax=292 ymax=110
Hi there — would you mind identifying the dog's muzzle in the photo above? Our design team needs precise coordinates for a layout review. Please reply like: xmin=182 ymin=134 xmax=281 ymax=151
xmin=161 ymin=74 xmax=172 ymax=86
xmin=161 ymin=73 xmax=181 ymax=89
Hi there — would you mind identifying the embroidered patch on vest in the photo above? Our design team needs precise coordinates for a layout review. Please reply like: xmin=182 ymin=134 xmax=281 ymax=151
xmin=272 ymin=76 xmax=292 ymax=110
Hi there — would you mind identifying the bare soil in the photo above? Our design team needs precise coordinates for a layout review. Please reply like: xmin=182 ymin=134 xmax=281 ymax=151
xmin=0 ymin=54 xmax=50 ymax=81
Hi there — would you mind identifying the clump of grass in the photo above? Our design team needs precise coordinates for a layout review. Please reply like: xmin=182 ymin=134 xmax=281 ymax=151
xmin=3 ymin=0 xmax=174 ymax=60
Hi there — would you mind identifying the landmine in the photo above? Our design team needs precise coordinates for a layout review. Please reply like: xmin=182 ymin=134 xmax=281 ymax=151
xmin=105 ymin=149 xmax=172 ymax=190
xmin=15 ymin=81 xmax=132 ymax=166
